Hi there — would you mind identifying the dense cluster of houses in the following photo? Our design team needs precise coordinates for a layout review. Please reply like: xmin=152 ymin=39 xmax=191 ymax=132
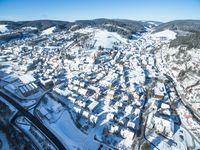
xmin=1 ymin=27 xmax=200 ymax=149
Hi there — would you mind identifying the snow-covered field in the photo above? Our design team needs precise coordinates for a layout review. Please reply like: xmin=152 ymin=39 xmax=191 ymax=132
xmin=41 ymin=26 xmax=56 ymax=35
xmin=151 ymin=29 xmax=177 ymax=40
xmin=94 ymin=29 xmax=127 ymax=48
xmin=43 ymin=110 xmax=100 ymax=150
xmin=76 ymin=27 xmax=127 ymax=48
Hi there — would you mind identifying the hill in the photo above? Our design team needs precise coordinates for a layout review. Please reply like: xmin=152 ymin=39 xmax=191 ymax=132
xmin=155 ymin=20 xmax=200 ymax=49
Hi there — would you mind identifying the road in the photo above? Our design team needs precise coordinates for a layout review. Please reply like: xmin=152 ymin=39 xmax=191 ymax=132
xmin=0 ymin=90 xmax=67 ymax=150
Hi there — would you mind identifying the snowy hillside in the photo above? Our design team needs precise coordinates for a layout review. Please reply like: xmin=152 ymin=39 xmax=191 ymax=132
xmin=41 ymin=26 xmax=56 ymax=35
xmin=151 ymin=29 xmax=177 ymax=40
xmin=0 ymin=25 xmax=8 ymax=33
xmin=76 ymin=27 xmax=128 ymax=49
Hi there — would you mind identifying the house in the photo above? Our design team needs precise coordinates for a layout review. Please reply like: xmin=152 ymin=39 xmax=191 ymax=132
xmin=106 ymin=113 xmax=115 ymax=121
xmin=109 ymin=124 xmax=119 ymax=134
xmin=68 ymin=96 xmax=76 ymax=103
xmin=88 ymin=85 xmax=100 ymax=94
xmin=161 ymin=109 xmax=171 ymax=116
xmin=106 ymin=90 xmax=115 ymax=99
xmin=161 ymin=103 xmax=170 ymax=109
xmin=79 ymin=81 xmax=85 ymax=88
xmin=127 ymin=121 xmax=135 ymax=130
xmin=114 ymin=101 xmax=123 ymax=109
xmin=78 ymin=88 xmax=87 ymax=96
xmin=71 ymin=85 xmax=79 ymax=91
xmin=154 ymin=115 xmax=174 ymax=137
xmin=40 ymin=78 xmax=54 ymax=89
xmin=134 ymin=108 xmax=141 ymax=116
xmin=76 ymin=100 xmax=86 ymax=108
xmin=104 ymin=98 xmax=112 ymax=106
xmin=153 ymin=82 xmax=166 ymax=99
xmin=89 ymin=115 xmax=98 ymax=124
xmin=72 ymin=79 xmax=80 ymax=85
xmin=87 ymin=100 xmax=99 ymax=112
xmin=74 ymin=107 xmax=82 ymax=114
xmin=82 ymin=110 xmax=90 ymax=118
xmin=99 ymin=80 xmax=111 ymax=87
xmin=125 ymin=105 xmax=133 ymax=115
xmin=120 ymin=128 xmax=135 ymax=140
xmin=54 ymin=88 xmax=70 ymax=97
xmin=132 ymin=90 xmax=139 ymax=99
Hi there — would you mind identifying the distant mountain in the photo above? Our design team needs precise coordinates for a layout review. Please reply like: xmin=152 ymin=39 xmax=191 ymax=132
xmin=4 ymin=18 xmax=200 ymax=49
xmin=0 ymin=20 xmax=72 ymax=31
xmin=73 ymin=19 xmax=152 ymax=38
xmin=169 ymin=32 xmax=200 ymax=49
xmin=154 ymin=20 xmax=200 ymax=49
xmin=155 ymin=20 xmax=200 ymax=33
xmin=0 ymin=19 xmax=159 ymax=39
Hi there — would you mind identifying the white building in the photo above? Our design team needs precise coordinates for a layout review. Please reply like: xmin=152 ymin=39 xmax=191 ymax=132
xmin=120 ymin=128 xmax=135 ymax=140
xmin=87 ymin=100 xmax=99 ymax=112
xmin=154 ymin=115 xmax=174 ymax=137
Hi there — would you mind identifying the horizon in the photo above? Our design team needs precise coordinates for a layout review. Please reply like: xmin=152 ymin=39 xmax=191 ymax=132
xmin=0 ymin=0 xmax=200 ymax=22
xmin=0 ymin=18 xmax=200 ymax=24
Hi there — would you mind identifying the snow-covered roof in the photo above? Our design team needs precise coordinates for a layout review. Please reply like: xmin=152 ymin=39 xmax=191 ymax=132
xmin=19 ymin=74 xmax=36 ymax=84
xmin=87 ymin=100 xmax=99 ymax=111
xmin=161 ymin=103 xmax=170 ymax=109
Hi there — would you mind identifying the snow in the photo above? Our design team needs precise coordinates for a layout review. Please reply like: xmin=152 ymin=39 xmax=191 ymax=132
xmin=131 ymin=34 xmax=141 ymax=40
xmin=22 ymin=26 xmax=37 ymax=30
xmin=44 ymin=110 xmax=100 ymax=150
xmin=41 ymin=26 xmax=56 ymax=35
xmin=0 ymin=25 xmax=8 ymax=33
xmin=151 ymin=29 xmax=177 ymax=40
xmin=148 ymin=21 xmax=159 ymax=26
xmin=103 ymin=24 xmax=128 ymax=31
xmin=0 ymin=96 xmax=16 ymax=112
xmin=149 ymin=127 xmax=193 ymax=150
xmin=76 ymin=27 xmax=127 ymax=48
xmin=70 ymin=24 xmax=78 ymax=30
xmin=94 ymin=29 xmax=127 ymax=48
xmin=0 ymin=131 xmax=10 ymax=150
xmin=18 ymin=74 xmax=36 ymax=84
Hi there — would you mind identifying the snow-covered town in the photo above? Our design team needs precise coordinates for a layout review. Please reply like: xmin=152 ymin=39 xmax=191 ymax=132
xmin=0 ymin=18 xmax=200 ymax=150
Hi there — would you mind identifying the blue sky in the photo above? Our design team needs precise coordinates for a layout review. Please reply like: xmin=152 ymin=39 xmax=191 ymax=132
xmin=0 ymin=0 xmax=200 ymax=22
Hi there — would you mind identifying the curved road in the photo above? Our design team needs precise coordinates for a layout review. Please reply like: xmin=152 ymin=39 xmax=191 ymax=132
xmin=0 ymin=90 xmax=67 ymax=150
